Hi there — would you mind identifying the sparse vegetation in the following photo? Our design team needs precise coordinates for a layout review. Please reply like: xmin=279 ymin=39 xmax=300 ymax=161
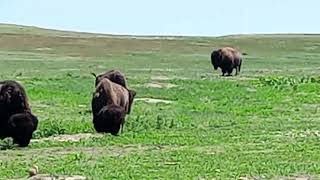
xmin=0 ymin=24 xmax=320 ymax=179
xmin=0 ymin=138 xmax=15 ymax=150
xmin=256 ymin=76 xmax=320 ymax=89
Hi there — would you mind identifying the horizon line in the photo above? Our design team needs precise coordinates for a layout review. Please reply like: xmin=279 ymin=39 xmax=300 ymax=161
xmin=1 ymin=23 xmax=320 ymax=38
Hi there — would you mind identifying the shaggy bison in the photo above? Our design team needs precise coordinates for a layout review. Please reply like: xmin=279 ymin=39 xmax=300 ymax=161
xmin=91 ymin=69 xmax=135 ymax=114
xmin=91 ymin=69 xmax=127 ymax=88
xmin=0 ymin=80 xmax=38 ymax=147
xmin=91 ymin=78 xmax=136 ymax=135
xmin=211 ymin=47 xmax=243 ymax=76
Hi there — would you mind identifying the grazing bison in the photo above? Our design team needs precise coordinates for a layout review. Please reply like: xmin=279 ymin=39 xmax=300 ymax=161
xmin=91 ymin=69 xmax=136 ymax=114
xmin=91 ymin=69 xmax=127 ymax=88
xmin=92 ymin=78 xmax=136 ymax=135
xmin=211 ymin=47 xmax=243 ymax=76
xmin=0 ymin=80 xmax=38 ymax=147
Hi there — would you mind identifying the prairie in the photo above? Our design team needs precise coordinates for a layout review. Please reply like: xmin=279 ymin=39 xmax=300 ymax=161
xmin=0 ymin=24 xmax=320 ymax=179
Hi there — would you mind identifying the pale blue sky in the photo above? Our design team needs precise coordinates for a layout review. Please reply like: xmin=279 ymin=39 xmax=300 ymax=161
xmin=0 ymin=0 xmax=319 ymax=36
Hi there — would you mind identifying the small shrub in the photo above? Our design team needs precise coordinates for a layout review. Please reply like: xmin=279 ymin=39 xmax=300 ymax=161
xmin=0 ymin=138 xmax=15 ymax=150
xmin=256 ymin=76 xmax=320 ymax=89
xmin=34 ymin=120 xmax=66 ymax=138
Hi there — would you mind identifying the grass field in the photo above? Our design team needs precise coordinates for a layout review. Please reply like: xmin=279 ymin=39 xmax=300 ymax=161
xmin=0 ymin=24 xmax=320 ymax=179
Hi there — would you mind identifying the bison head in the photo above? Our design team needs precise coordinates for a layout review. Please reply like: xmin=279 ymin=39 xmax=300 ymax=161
xmin=93 ymin=105 xmax=126 ymax=135
xmin=211 ymin=50 xmax=221 ymax=70
xmin=8 ymin=112 xmax=38 ymax=147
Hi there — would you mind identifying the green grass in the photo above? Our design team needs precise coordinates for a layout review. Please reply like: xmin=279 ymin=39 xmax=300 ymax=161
xmin=0 ymin=24 xmax=320 ymax=179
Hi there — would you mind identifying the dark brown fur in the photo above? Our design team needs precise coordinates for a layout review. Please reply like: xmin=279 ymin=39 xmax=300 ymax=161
xmin=91 ymin=78 xmax=136 ymax=135
xmin=211 ymin=47 xmax=243 ymax=76
xmin=8 ymin=112 xmax=38 ymax=147
xmin=93 ymin=105 xmax=126 ymax=135
xmin=0 ymin=80 xmax=38 ymax=147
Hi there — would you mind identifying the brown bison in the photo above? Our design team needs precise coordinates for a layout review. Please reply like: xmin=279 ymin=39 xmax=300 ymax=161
xmin=0 ymin=80 xmax=38 ymax=147
xmin=91 ymin=78 xmax=136 ymax=135
xmin=211 ymin=47 xmax=243 ymax=76
xmin=91 ymin=69 xmax=127 ymax=88
xmin=91 ymin=69 xmax=135 ymax=114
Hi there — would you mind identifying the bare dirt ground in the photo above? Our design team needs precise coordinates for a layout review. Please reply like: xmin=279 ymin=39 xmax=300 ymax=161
xmin=31 ymin=133 xmax=103 ymax=143
xmin=12 ymin=174 xmax=87 ymax=180
xmin=135 ymin=98 xmax=174 ymax=104
xmin=151 ymin=75 xmax=188 ymax=81
xmin=145 ymin=82 xmax=177 ymax=88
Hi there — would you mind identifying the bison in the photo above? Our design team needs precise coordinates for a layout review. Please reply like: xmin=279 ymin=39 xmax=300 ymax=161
xmin=91 ymin=78 xmax=136 ymax=135
xmin=211 ymin=47 xmax=243 ymax=76
xmin=0 ymin=80 xmax=38 ymax=147
xmin=91 ymin=69 xmax=135 ymax=114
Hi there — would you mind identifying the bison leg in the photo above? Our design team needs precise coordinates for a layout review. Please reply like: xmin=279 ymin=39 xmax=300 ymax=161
xmin=227 ymin=68 xmax=233 ymax=76
xmin=235 ymin=67 xmax=239 ymax=76
xmin=221 ymin=69 xmax=226 ymax=76
xmin=120 ymin=122 xmax=124 ymax=134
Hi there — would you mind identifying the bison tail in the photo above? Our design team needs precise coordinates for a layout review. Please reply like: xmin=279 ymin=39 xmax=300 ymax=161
xmin=90 ymin=72 xmax=97 ymax=78
xmin=239 ymin=59 xmax=242 ymax=72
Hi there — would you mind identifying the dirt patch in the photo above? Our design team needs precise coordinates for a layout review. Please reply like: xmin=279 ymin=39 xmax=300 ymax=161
xmin=32 ymin=133 xmax=103 ymax=143
xmin=239 ymin=175 xmax=316 ymax=180
xmin=12 ymin=174 xmax=87 ymax=180
xmin=151 ymin=75 xmax=188 ymax=81
xmin=272 ymin=175 xmax=316 ymax=180
xmin=35 ymin=47 xmax=52 ymax=51
xmin=151 ymin=75 xmax=171 ymax=81
xmin=32 ymin=102 xmax=50 ymax=109
xmin=96 ymin=65 xmax=107 ymax=69
xmin=246 ymin=87 xmax=257 ymax=92
xmin=135 ymin=98 xmax=174 ymax=104
xmin=2 ymin=145 xmax=182 ymax=160
xmin=188 ymin=42 xmax=210 ymax=47
xmin=0 ymin=145 xmax=224 ymax=163
xmin=238 ymin=177 xmax=259 ymax=180
xmin=146 ymin=82 xmax=177 ymax=89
